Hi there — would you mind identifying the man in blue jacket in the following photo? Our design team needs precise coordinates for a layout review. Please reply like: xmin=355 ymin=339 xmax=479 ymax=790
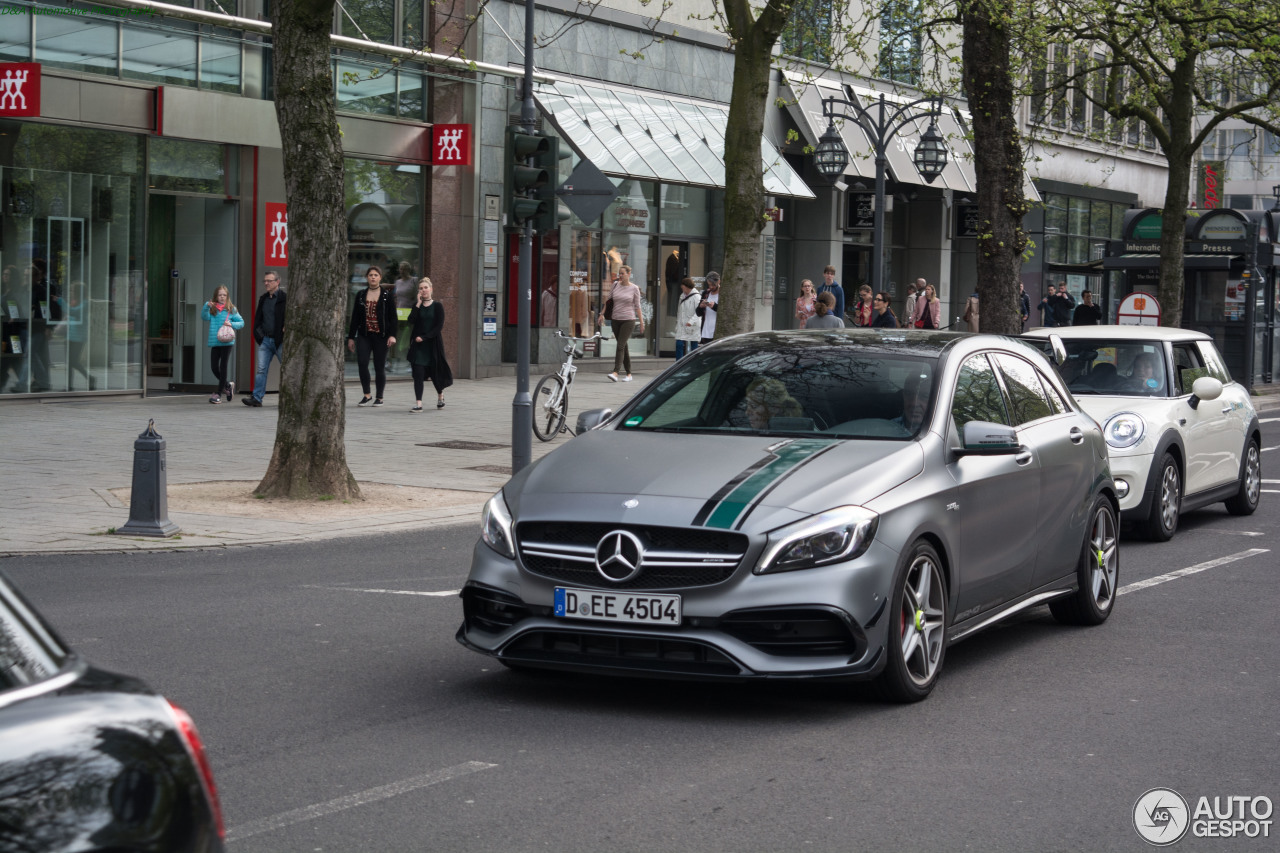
xmin=817 ymin=264 xmax=845 ymax=322
xmin=244 ymin=272 xmax=286 ymax=407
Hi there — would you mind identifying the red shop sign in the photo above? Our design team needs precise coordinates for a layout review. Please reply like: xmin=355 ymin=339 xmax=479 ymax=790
xmin=0 ymin=63 xmax=41 ymax=117
xmin=265 ymin=202 xmax=289 ymax=267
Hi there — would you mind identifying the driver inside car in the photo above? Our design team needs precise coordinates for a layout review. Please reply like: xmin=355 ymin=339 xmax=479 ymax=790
xmin=1127 ymin=352 xmax=1163 ymax=393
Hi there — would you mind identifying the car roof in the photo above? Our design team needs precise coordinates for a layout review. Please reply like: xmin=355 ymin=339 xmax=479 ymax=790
xmin=1022 ymin=326 xmax=1211 ymax=344
xmin=713 ymin=328 xmax=986 ymax=358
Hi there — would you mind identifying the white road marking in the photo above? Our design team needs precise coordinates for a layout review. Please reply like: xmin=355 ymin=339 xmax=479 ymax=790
xmin=1263 ymin=479 xmax=1280 ymax=484
xmin=1263 ymin=446 xmax=1279 ymax=453
xmin=1118 ymin=549 xmax=1269 ymax=596
xmin=1259 ymin=417 xmax=1280 ymax=424
xmin=225 ymin=761 xmax=497 ymax=842
xmin=308 ymin=585 xmax=460 ymax=597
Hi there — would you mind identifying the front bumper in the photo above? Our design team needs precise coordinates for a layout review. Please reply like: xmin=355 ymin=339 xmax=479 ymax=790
xmin=456 ymin=537 xmax=900 ymax=682
xmin=1107 ymin=450 xmax=1154 ymax=519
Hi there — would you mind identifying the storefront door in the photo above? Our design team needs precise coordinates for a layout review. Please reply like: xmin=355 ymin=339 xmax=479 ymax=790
xmin=146 ymin=194 xmax=238 ymax=391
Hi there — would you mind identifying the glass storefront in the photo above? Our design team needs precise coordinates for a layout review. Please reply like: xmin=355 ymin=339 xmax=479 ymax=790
xmin=344 ymin=158 xmax=424 ymax=377
xmin=2 ymin=122 xmax=145 ymax=394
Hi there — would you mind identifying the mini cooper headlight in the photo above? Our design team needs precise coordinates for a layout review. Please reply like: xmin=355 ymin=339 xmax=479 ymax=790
xmin=1103 ymin=412 xmax=1146 ymax=449
xmin=481 ymin=491 xmax=516 ymax=559
xmin=755 ymin=506 xmax=879 ymax=575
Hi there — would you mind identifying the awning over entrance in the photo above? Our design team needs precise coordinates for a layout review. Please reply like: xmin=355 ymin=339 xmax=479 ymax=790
xmin=534 ymin=79 xmax=814 ymax=199
xmin=846 ymin=84 xmax=977 ymax=193
xmin=781 ymin=71 xmax=876 ymax=180
xmin=1104 ymin=253 xmax=1240 ymax=270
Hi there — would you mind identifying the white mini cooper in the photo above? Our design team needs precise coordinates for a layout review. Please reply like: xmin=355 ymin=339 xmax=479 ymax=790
xmin=1024 ymin=326 xmax=1261 ymax=540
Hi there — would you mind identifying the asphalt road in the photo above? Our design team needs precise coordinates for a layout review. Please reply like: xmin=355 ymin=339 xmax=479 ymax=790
xmin=5 ymin=421 xmax=1280 ymax=852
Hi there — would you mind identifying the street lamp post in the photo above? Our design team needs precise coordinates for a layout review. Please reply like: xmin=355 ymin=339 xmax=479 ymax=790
xmin=812 ymin=94 xmax=949 ymax=295
xmin=1271 ymin=184 xmax=1280 ymax=211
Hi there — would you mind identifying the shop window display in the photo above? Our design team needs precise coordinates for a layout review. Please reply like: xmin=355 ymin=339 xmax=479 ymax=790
xmin=2 ymin=123 xmax=145 ymax=395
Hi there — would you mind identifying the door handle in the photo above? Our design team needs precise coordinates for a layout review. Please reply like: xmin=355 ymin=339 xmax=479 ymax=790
xmin=1221 ymin=406 xmax=1232 ymax=414
xmin=1068 ymin=427 xmax=1084 ymax=445
xmin=1015 ymin=451 xmax=1033 ymax=466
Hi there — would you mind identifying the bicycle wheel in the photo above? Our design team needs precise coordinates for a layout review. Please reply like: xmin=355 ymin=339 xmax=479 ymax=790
xmin=532 ymin=374 xmax=569 ymax=441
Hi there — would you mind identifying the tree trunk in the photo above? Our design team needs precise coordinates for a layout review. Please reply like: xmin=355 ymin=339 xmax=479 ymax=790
xmin=258 ymin=0 xmax=360 ymax=500
xmin=961 ymin=0 xmax=1029 ymax=336
xmin=717 ymin=0 xmax=791 ymax=339
xmin=1156 ymin=155 xmax=1191 ymax=329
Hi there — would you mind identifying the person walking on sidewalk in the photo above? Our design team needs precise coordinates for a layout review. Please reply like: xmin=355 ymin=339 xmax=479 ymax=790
xmin=406 ymin=277 xmax=453 ymax=411
xmin=347 ymin=265 xmax=398 ymax=406
xmin=817 ymin=265 xmax=844 ymax=322
xmin=244 ymin=271 xmax=286 ymax=407
xmin=202 ymin=285 xmax=244 ymax=404
xmin=598 ymin=264 xmax=643 ymax=382
xmin=674 ymin=277 xmax=702 ymax=359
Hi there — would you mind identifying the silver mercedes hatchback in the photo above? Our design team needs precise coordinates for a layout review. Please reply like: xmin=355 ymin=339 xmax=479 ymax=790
xmin=458 ymin=330 xmax=1118 ymax=702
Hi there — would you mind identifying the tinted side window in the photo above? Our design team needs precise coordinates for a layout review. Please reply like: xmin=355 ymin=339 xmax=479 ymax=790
xmin=1196 ymin=341 xmax=1232 ymax=384
xmin=993 ymin=354 xmax=1055 ymax=425
xmin=1172 ymin=344 xmax=1207 ymax=395
xmin=1040 ymin=372 xmax=1068 ymax=414
xmin=952 ymin=354 xmax=1011 ymax=430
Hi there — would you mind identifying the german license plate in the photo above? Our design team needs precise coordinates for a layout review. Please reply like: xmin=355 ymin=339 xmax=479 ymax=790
xmin=554 ymin=587 xmax=681 ymax=625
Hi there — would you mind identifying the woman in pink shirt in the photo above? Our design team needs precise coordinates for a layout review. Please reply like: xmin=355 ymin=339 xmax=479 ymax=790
xmin=597 ymin=265 xmax=644 ymax=381
xmin=795 ymin=279 xmax=817 ymax=328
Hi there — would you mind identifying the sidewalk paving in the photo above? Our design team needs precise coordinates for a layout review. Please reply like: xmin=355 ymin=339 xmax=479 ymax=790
xmin=0 ymin=368 xmax=661 ymax=557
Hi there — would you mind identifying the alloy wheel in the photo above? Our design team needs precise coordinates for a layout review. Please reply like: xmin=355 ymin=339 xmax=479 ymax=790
xmin=1244 ymin=445 xmax=1261 ymax=507
xmin=899 ymin=553 xmax=945 ymax=687
xmin=1158 ymin=463 xmax=1179 ymax=532
xmin=1088 ymin=503 xmax=1119 ymax=612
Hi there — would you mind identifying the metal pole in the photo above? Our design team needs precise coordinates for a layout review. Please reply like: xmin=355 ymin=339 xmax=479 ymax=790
xmin=511 ymin=0 xmax=536 ymax=474
xmin=871 ymin=95 xmax=887 ymax=295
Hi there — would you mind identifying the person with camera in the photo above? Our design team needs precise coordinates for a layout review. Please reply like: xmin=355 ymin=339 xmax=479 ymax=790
xmin=697 ymin=271 xmax=721 ymax=345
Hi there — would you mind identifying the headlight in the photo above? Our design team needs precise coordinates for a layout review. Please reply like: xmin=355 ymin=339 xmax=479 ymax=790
xmin=755 ymin=506 xmax=878 ymax=575
xmin=481 ymin=492 xmax=515 ymax=559
xmin=1103 ymin=412 xmax=1146 ymax=449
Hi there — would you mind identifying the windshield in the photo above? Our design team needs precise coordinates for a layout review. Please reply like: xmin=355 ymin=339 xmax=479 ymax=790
xmin=618 ymin=346 xmax=937 ymax=439
xmin=1037 ymin=339 xmax=1170 ymax=397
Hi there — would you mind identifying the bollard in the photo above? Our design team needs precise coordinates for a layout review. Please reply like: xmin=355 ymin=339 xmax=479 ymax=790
xmin=117 ymin=419 xmax=181 ymax=538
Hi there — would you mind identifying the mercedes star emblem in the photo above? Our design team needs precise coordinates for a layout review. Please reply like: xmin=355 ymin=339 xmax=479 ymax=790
xmin=595 ymin=530 xmax=645 ymax=583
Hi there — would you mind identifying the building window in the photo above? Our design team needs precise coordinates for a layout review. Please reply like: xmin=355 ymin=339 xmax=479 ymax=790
xmin=878 ymin=1 xmax=922 ymax=86
xmin=780 ymin=0 xmax=833 ymax=64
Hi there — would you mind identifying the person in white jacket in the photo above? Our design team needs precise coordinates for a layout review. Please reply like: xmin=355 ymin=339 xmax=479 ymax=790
xmin=674 ymin=277 xmax=702 ymax=358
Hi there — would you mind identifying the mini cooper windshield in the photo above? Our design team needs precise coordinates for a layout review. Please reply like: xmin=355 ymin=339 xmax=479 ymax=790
xmin=1044 ymin=340 xmax=1182 ymax=397
xmin=618 ymin=344 xmax=937 ymax=439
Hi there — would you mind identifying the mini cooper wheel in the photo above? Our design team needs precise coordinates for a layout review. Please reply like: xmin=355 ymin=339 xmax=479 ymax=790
xmin=1050 ymin=495 xmax=1119 ymax=626
xmin=1224 ymin=438 xmax=1261 ymax=516
xmin=1142 ymin=452 xmax=1180 ymax=542
xmin=877 ymin=541 xmax=947 ymax=703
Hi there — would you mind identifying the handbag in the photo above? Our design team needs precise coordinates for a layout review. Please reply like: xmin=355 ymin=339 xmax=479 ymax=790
xmin=914 ymin=317 xmax=925 ymax=329
xmin=216 ymin=316 xmax=236 ymax=343
xmin=603 ymin=298 xmax=615 ymax=322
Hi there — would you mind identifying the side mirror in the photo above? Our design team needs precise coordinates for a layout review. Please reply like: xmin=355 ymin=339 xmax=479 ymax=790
xmin=576 ymin=407 xmax=613 ymax=434
xmin=1187 ymin=376 xmax=1223 ymax=410
xmin=957 ymin=421 xmax=1022 ymax=455
xmin=1047 ymin=333 xmax=1067 ymax=366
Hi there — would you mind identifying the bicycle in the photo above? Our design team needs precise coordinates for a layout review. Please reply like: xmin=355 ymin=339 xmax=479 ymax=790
xmin=532 ymin=330 xmax=607 ymax=441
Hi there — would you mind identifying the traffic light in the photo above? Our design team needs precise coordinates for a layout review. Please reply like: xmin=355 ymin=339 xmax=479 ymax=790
xmin=506 ymin=127 xmax=549 ymax=227
xmin=533 ymin=136 xmax=572 ymax=235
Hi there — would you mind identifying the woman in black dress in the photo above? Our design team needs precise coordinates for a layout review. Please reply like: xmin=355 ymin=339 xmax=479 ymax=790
xmin=346 ymin=265 xmax=398 ymax=406
xmin=406 ymin=277 xmax=453 ymax=411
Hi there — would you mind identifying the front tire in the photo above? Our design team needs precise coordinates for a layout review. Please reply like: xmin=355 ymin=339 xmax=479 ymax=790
xmin=1224 ymin=438 xmax=1261 ymax=516
xmin=876 ymin=541 xmax=947 ymax=703
xmin=532 ymin=374 xmax=568 ymax=442
xmin=1141 ymin=453 xmax=1180 ymax=542
xmin=1050 ymin=495 xmax=1119 ymax=626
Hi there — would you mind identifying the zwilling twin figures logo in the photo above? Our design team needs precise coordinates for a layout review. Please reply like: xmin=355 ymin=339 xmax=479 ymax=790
xmin=0 ymin=63 xmax=40 ymax=117
xmin=1134 ymin=788 xmax=1273 ymax=845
